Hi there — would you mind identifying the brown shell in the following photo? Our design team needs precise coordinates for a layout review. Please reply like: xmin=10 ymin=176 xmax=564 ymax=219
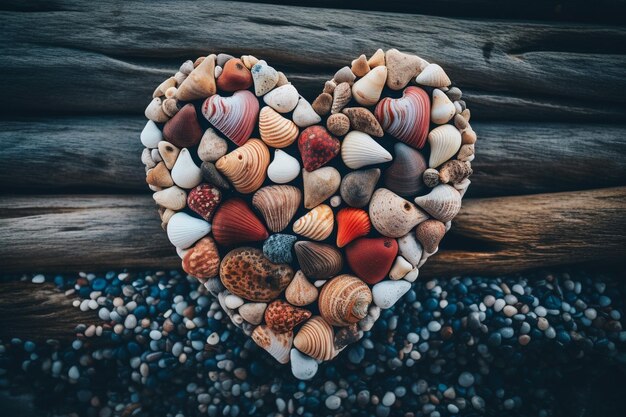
xmin=264 ymin=300 xmax=312 ymax=333
xmin=415 ymin=219 xmax=446 ymax=253
xmin=259 ymin=106 xmax=299 ymax=148
xmin=293 ymin=204 xmax=334 ymax=241
xmin=383 ymin=142 xmax=428 ymax=197
xmin=294 ymin=241 xmax=343 ymax=280
xmin=318 ymin=275 xmax=372 ymax=327
xmin=182 ymin=237 xmax=220 ymax=280
xmin=252 ymin=185 xmax=302 ymax=232
xmin=293 ymin=316 xmax=336 ymax=361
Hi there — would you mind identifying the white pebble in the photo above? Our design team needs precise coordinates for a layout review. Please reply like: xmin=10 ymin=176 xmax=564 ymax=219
xmin=124 ymin=314 xmax=137 ymax=329
xmin=382 ymin=392 xmax=396 ymax=406
xmin=325 ymin=395 xmax=341 ymax=410
xmin=493 ymin=299 xmax=506 ymax=312
xmin=207 ymin=332 xmax=220 ymax=346
xmin=149 ymin=330 xmax=162 ymax=340
xmin=372 ymin=280 xmax=411 ymax=309
xmin=290 ymin=349 xmax=318 ymax=381
xmin=32 ymin=274 xmax=45 ymax=284
xmin=68 ymin=365 xmax=80 ymax=380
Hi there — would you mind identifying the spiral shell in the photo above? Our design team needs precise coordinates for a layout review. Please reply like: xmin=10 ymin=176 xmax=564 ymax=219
xmin=428 ymin=125 xmax=462 ymax=168
xmin=293 ymin=316 xmax=336 ymax=361
xmin=294 ymin=241 xmax=343 ymax=280
xmin=293 ymin=204 xmax=334 ymax=241
xmin=413 ymin=184 xmax=462 ymax=222
xmin=252 ymin=185 xmax=302 ymax=232
xmin=318 ymin=275 xmax=372 ymax=326
xmin=331 ymin=82 xmax=352 ymax=114
xmin=216 ymin=139 xmax=270 ymax=194
xmin=259 ymin=106 xmax=299 ymax=148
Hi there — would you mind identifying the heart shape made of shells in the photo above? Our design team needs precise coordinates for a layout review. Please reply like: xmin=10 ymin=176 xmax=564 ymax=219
xmin=140 ymin=49 xmax=476 ymax=380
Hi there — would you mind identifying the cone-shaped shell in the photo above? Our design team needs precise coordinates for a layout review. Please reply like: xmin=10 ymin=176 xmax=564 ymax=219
xmin=216 ymin=139 xmax=270 ymax=193
xmin=302 ymin=167 xmax=341 ymax=209
xmin=375 ymin=86 xmax=430 ymax=149
xmin=318 ymin=275 xmax=372 ymax=326
xmin=212 ymin=198 xmax=269 ymax=246
xmin=153 ymin=186 xmax=187 ymax=210
xmin=166 ymin=212 xmax=211 ymax=249
xmin=141 ymin=120 xmax=163 ymax=148
xmin=285 ymin=271 xmax=318 ymax=306
xmin=293 ymin=316 xmax=336 ymax=361
xmin=252 ymin=325 xmax=292 ymax=364
xmin=345 ymin=238 xmax=398 ymax=285
xmin=146 ymin=162 xmax=173 ymax=188
xmin=341 ymin=131 xmax=392 ymax=169
xmin=294 ymin=241 xmax=343 ymax=280
xmin=202 ymin=90 xmax=259 ymax=146
xmin=431 ymin=89 xmax=456 ymax=124
xmin=414 ymin=184 xmax=462 ymax=222
xmin=331 ymin=82 xmax=352 ymax=114
xmin=265 ymin=300 xmax=312 ymax=333
xmin=252 ymin=185 xmax=302 ymax=232
xmin=336 ymin=208 xmax=371 ymax=248
xmin=352 ymin=66 xmax=387 ymax=106
xmin=267 ymin=150 xmax=300 ymax=184
xmin=298 ymin=126 xmax=341 ymax=172
xmin=187 ymin=184 xmax=221 ymax=221
xmin=369 ymin=188 xmax=428 ymax=238
xmin=428 ymin=125 xmax=462 ymax=168
xmin=163 ymin=104 xmax=203 ymax=148
xmin=340 ymin=168 xmax=380 ymax=208
xmin=293 ymin=204 xmax=334 ymax=241
xmin=383 ymin=142 xmax=427 ymax=197
xmin=171 ymin=148 xmax=202 ymax=189
xmin=158 ymin=141 xmax=180 ymax=169
xmin=182 ymin=237 xmax=220 ymax=279
xmin=415 ymin=63 xmax=451 ymax=88
xmin=259 ymin=106 xmax=299 ymax=148
xmin=415 ymin=219 xmax=446 ymax=253
xmin=176 ymin=54 xmax=217 ymax=101
xmin=292 ymin=97 xmax=322 ymax=128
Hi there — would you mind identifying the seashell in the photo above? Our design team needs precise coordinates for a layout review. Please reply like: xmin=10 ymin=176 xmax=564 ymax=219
xmin=333 ymin=66 xmax=356 ymax=85
xmin=345 ymin=237 xmax=398 ymax=284
xmin=331 ymin=82 xmax=352 ymax=114
xmin=423 ymin=168 xmax=440 ymax=188
xmin=414 ymin=184 xmax=462 ymax=222
xmin=294 ymin=241 xmax=343 ymax=280
xmin=342 ymin=107 xmax=383 ymax=137
xmin=182 ymin=237 xmax=220 ymax=279
xmin=202 ymin=90 xmax=259 ymax=146
xmin=293 ymin=316 xmax=336 ymax=361
xmin=431 ymin=89 xmax=456 ymax=124
xmin=197 ymin=128 xmax=228 ymax=162
xmin=212 ymin=198 xmax=268 ymax=246
xmin=415 ymin=63 xmax=451 ymax=88
xmin=311 ymin=92 xmax=333 ymax=116
xmin=340 ymin=168 xmax=380 ymax=208
xmin=241 ymin=55 xmax=259 ymax=69
xmin=157 ymin=141 xmax=180 ymax=169
xmin=372 ymin=280 xmax=411 ymax=309
xmin=369 ymin=188 xmax=428 ymax=238
xmin=330 ymin=195 xmax=342 ymax=208
xmin=276 ymin=71 xmax=289 ymax=87
xmin=174 ymin=71 xmax=187 ymax=85
xmin=341 ymin=131 xmax=392 ymax=169
xmin=146 ymin=162 xmax=173 ymax=188
xmin=216 ymin=58 xmax=253 ymax=92
xmin=263 ymin=233 xmax=297 ymax=264
xmin=351 ymin=54 xmax=370 ymax=77
xmin=319 ymin=275 xmax=372 ymax=326
xmin=397 ymin=232 xmax=423 ymax=268
xmin=428 ymin=124 xmax=462 ymax=168
xmin=293 ymin=204 xmax=334 ymax=241
xmin=415 ymin=219 xmax=446 ymax=253
xmin=290 ymin=349 xmax=318 ymax=381
xmin=251 ymin=325 xmax=292 ymax=364
xmin=166 ymin=212 xmax=211 ymax=249
xmin=161 ymin=98 xmax=179 ymax=118
xmin=187 ymin=184 xmax=221 ymax=221
xmin=153 ymin=77 xmax=177 ymax=98
xmin=141 ymin=120 xmax=163 ymax=148
xmin=164 ymin=86 xmax=177 ymax=100
xmin=389 ymin=256 xmax=413 ymax=280
xmin=259 ymin=106 xmax=299 ymax=148
xmin=461 ymin=127 xmax=477 ymax=146
xmin=216 ymin=139 xmax=270 ymax=193
xmin=251 ymin=62 xmax=279 ymax=96
xmin=201 ymin=161 xmax=230 ymax=190
xmin=162 ymin=103 xmax=203 ymax=148
xmin=351 ymin=66 xmax=387 ymax=107
xmin=326 ymin=113 xmax=350 ymax=136
xmin=171 ymin=148 xmax=202 ymax=189
xmin=265 ymin=300 xmax=312 ymax=333
xmin=220 ymin=247 xmax=293 ymax=302
xmin=447 ymin=86 xmax=462 ymax=101
xmin=385 ymin=49 xmax=429 ymax=90
xmin=383 ymin=142 xmax=428 ymax=197
xmin=267 ymin=149 xmax=300 ymax=184
xmin=456 ymin=144 xmax=475 ymax=162
xmin=403 ymin=267 xmax=419 ymax=283
xmin=263 ymin=84 xmax=299 ymax=113
xmin=252 ymin=185 xmax=301 ymax=232
xmin=225 ymin=294 xmax=245 ymax=310
xmin=455 ymin=178 xmax=471 ymax=198
xmin=153 ymin=186 xmax=186 ymax=210
xmin=298 ymin=126 xmax=341 ymax=172
xmin=292 ymin=97 xmax=322 ymax=128
xmin=375 ymin=86 xmax=430 ymax=149
xmin=367 ymin=49 xmax=386 ymax=68
xmin=461 ymin=108 xmax=471 ymax=122
xmin=176 ymin=54 xmax=217 ymax=101
xmin=439 ymin=160 xmax=472 ymax=183
xmin=454 ymin=113 xmax=468 ymax=131
xmin=216 ymin=53 xmax=235 ymax=67
xmin=323 ymin=80 xmax=337 ymax=94
xmin=159 ymin=207 xmax=176 ymax=229
xmin=145 ymin=97 xmax=169 ymax=123
xmin=151 ymin=148 xmax=163 ymax=163
xmin=238 ymin=302 xmax=267 ymax=325
xmin=302 ymin=166 xmax=341 ymax=209
xmin=285 ymin=271 xmax=318 ymax=307
xmin=142 ymin=148 xmax=156 ymax=169
xmin=336 ymin=208 xmax=371 ymax=248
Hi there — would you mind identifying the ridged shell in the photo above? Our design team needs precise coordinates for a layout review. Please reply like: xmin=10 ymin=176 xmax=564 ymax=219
xmin=216 ymin=139 xmax=270 ymax=194
xmin=252 ymin=185 xmax=302 ymax=232
xmin=336 ymin=208 xmax=371 ymax=248
xmin=202 ymin=90 xmax=259 ymax=146
xmin=302 ymin=167 xmax=341 ymax=209
xmin=176 ymin=54 xmax=216 ymax=101
xmin=285 ymin=270 xmax=318 ymax=306
xmin=341 ymin=131 xmax=392 ymax=169
xmin=182 ymin=237 xmax=220 ymax=279
xmin=352 ymin=66 xmax=387 ymax=106
xmin=383 ymin=142 xmax=428 ymax=197
xmin=414 ymin=184 xmax=462 ymax=222
xmin=331 ymin=82 xmax=352 ymax=114
xmin=427 ymin=124 xmax=462 ymax=168
xmin=375 ymin=86 xmax=430 ymax=149
xmin=415 ymin=63 xmax=451 ymax=88
xmin=267 ymin=149 xmax=300 ymax=184
xmin=415 ymin=219 xmax=446 ymax=253
xmin=369 ymin=188 xmax=429 ymax=238
xmin=259 ymin=106 xmax=299 ymax=148
xmin=163 ymin=104 xmax=203 ymax=148
xmin=293 ymin=316 xmax=336 ymax=361
xmin=294 ymin=241 xmax=343 ymax=280
xmin=171 ymin=148 xmax=202 ymax=189
xmin=293 ymin=204 xmax=334 ymax=241
xmin=431 ymin=89 xmax=456 ymax=124
xmin=212 ymin=198 xmax=269 ymax=246
xmin=252 ymin=325 xmax=293 ymax=364
xmin=265 ymin=300 xmax=312 ymax=333
xmin=318 ymin=275 xmax=372 ymax=326
xmin=153 ymin=186 xmax=186 ymax=210
xmin=166 ymin=212 xmax=211 ymax=249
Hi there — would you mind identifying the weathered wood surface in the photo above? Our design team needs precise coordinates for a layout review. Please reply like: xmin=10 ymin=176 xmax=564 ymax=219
xmin=1 ymin=188 xmax=625 ymax=276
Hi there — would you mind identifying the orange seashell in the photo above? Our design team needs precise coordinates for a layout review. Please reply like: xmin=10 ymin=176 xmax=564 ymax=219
xmin=265 ymin=300 xmax=312 ymax=333
xmin=182 ymin=237 xmax=220 ymax=280
xmin=318 ymin=275 xmax=372 ymax=326
xmin=336 ymin=208 xmax=371 ymax=248
xmin=163 ymin=103 xmax=203 ymax=148
xmin=176 ymin=54 xmax=217 ymax=101
xmin=293 ymin=316 xmax=336 ymax=361
xmin=216 ymin=139 xmax=270 ymax=194
xmin=212 ymin=198 xmax=268 ymax=246
xmin=345 ymin=237 xmax=398 ymax=285
xmin=216 ymin=58 xmax=253 ymax=92
xmin=259 ymin=106 xmax=299 ymax=148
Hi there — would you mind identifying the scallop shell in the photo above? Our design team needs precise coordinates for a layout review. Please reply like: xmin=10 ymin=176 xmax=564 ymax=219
xmin=252 ymin=185 xmax=301 ymax=233
xmin=258 ymin=106 xmax=299 ymax=148
xmin=428 ymin=124 xmax=462 ymax=168
xmin=374 ymin=86 xmax=430 ymax=149
xmin=431 ymin=89 xmax=456 ymax=124
xmin=153 ymin=186 xmax=187 ymax=210
xmin=265 ymin=300 xmax=312 ymax=333
xmin=293 ymin=316 xmax=336 ymax=361
xmin=166 ymin=212 xmax=211 ymax=249
xmin=415 ymin=219 xmax=446 ymax=253
xmin=293 ymin=204 xmax=334 ymax=241
xmin=252 ymin=325 xmax=292 ymax=364
xmin=383 ymin=142 xmax=427 ymax=197
xmin=182 ymin=237 xmax=220 ymax=279
xmin=352 ymin=66 xmax=387 ymax=106
xmin=294 ymin=241 xmax=343 ymax=280
xmin=267 ymin=149 xmax=300 ymax=184
xmin=341 ymin=131 xmax=392 ymax=169
xmin=176 ymin=54 xmax=217 ymax=101
xmin=336 ymin=207 xmax=371 ymax=248
xmin=216 ymin=139 xmax=270 ymax=194
xmin=302 ymin=166 xmax=341 ymax=209
xmin=331 ymin=82 xmax=352 ymax=114
xmin=171 ymin=148 xmax=202 ymax=189
xmin=202 ymin=90 xmax=259 ymax=146
xmin=415 ymin=63 xmax=451 ymax=88
xmin=414 ymin=184 xmax=462 ymax=222
xmin=285 ymin=270 xmax=318 ymax=307
xmin=212 ymin=198 xmax=269 ymax=246
xmin=318 ymin=275 xmax=372 ymax=327
xmin=263 ymin=84 xmax=299 ymax=113
xmin=369 ymin=188 xmax=428 ymax=238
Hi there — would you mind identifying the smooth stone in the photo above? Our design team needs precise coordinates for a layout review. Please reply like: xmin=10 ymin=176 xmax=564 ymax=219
xmin=303 ymin=167 xmax=341 ymax=209
xmin=198 ymin=128 xmax=228 ymax=162
xmin=385 ymin=49 xmax=427 ymax=90
xmin=141 ymin=120 xmax=163 ymax=148
xmin=397 ymin=233 xmax=423 ymax=268
xmin=458 ymin=371 xmax=475 ymax=387
xmin=340 ymin=168 xmax=380 ymax=208
xmin=238 ymin=303 xmax=267 ymax=325
xmin=263 ymin=234 xmax=298 ymax=264
xmin=263 ymin=84 xmax=299 ymax=113
xmin=292 ymin=97 xmax=322 ymax=127
xmin=201 ymin=162 xmax=231 ymax=189
xmin=372 ymin=280 xmax=411 ymax=309
xmin=216 ymin=53 xmax=235 ymax=67
xmin=290 ymin=349 xmax=318 ymax=380
xmin=225 ymin=294 xmax=245 ymax=310
xmin=251 ymin=62 xmax=279 ymax=96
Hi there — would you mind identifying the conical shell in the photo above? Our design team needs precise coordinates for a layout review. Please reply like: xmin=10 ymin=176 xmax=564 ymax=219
xmin=415 ymin=219 xmax=446 ymax=253
xmin=145 ymin=97 xmax=169 ymax=123
xmin=171 ymin=148 xmax=202 ymax=189
xmin=431 ymin=89 xmax=456 ymax=124
xmin=383 ymin=142 xmax=427 ymax=197
xmin=415 ymin=63 xmax=451 ymax=88
xmin=166 ymin=212 xmax=211 ymax=249
xmin=369 ymin=188 xmax=428 ymax=238
xmin=341 ymin=131 xmax=392 ymax=169
xmin=146 ymin=162 xmax=173 ymax=188
xmin=428 ymin=124 xmax=462 ymax=168
xmin=285 ymin=270 xmax=318 ymax=307
xmin=351 ymin=54 xmax=370 ymax=77
xmin=265 ymin=300 xmax=312 ymax=333
xmin=158 ymin=141 xmax=180 ymax=169
xmin=141 ymin=120 xmax=163 ymax=148
xmin=414 ymin=184 xmax=462 ymax=222
xmin=182 ymin=237 xmax=220 ymax=279
xmin=202 ymin=90 xmax=259 ymax=146
xmin=267 ymin=149 xmax=300 ymax=184
xmin=318 ymin=275 xmax=372 ymax=326
xmin=294 ymin=241 xmax=343 ymax=280
xmin=259 ymin=106 xmax=299 ymax=148
xmin=331 ymin=82 xmax=352 ymax=114
xmin=367 ymin=48 xmax=385 ymax=68
xmin=375 ymin=86 xmax=430 ymax=149
xmin=293 ymin=204 xmax=334 ymax=241
xmin=212 ymin=198 xmax=268 ymax=246
xmin=333 ymin=66 xmax=356 ymax=85
xmin=252 ymin=325 xmax=292 ymax=364
xmin=252 ymin=185 xmax=302 ymax=232
xmin=352 ymin=66 xmax=387 ymax=106
xmin=176 ymin=54 xmax=217 ymax=101
xmin=336 ymin=208 xmax=371 ymax=248
xmin=263 ymin=84 xmax=299 ymax=113
xmin=216 ymin=139 xmax=270 ymax=194
xmin=302 ymin=166 xmax=341 ymax=209
xmin=163 ymin=103 xmax=203 ymax=148
xmin=153 ymin=186 xmax=187 ymax=210
xmin=292 ymin=97 xmax=322 ymax=128
xmin=293 ymin=316 xmax=336 ymax=361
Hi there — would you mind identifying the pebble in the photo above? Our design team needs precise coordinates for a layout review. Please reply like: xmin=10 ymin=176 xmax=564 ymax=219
xmin=325 ymin=395 xmax=341 ymax=410
xmin=31 ymin=274 xmax=45 ymax=284
xmin=458 ymin=371 xmax=475 ymax=387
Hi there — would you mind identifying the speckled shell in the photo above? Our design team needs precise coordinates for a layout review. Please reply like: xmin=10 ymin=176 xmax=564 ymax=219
xmin=369 ymin=188 xmax=428 ymax=238
xmin=182 ymin=237 xmax=220 ymax=279
xmin=336 ymin=208 xmax=371 ymax=248
xmin=176 ymin=54 xmax=216 ymax=101
xmin=341 ymin=131 xmax=392 ymax=169
xmin=293 ymin=204 xmax=334 ymax=241
xmin=414 ymin=184 xmax=462 ymax=222
xmin=415 ymin=63 xmax=451 ymax=88
xmin=259 ymin=106 xmax=299 ymax=148
xmin=252 ymin=325 xmax=292 ymax=364
xmin=428 ymin=125 xmax=462 ymax=168
xmin=298 ymin=126 xmax=341 ymax=172
xmin=212 ymin=198 xmax=269 ymax=246
xmin=352 ymin=66 xmax=387 ymax=106
xmin=318 ymin=275 xmax=372 ymax=326
xmin=202 ymin=90 xmax=259 ymax=146
xmin=166 ymin=212 xmax=211 ymax=249
xmin=294 ymin=241 xmax=343 ymax=280
xmin=265 ymin=300 xmax=312 ymax=333
xmin=415 ymin=219 xmax=446 ymax=253
xmin=285 ymin=270 xmax=318 ymax=306
xmin=252 ymin=185 xmax=302 ymax=232
xmin=383 ymin=142 xmax=428 ymax=197
xmin=375 ymin=86 xmax=430 ymax=149
xmin=293 ymin=316 xmax=336 ymax=361
xmin=302 ymin=167 xmax=341 ymax=209
xmin=216 ymin=139 xmax=270 ymax=194
xmin=342 ymin=107 xmax=383 ymax=137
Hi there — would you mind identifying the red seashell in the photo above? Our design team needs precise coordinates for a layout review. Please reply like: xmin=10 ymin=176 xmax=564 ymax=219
xmin=187 ymin=184 xmax=221 ymax=221
xmin=298 ymin=125 xmax=341 ymax=172
xmin=336 ymin=208 xmax=371 ymax=248
xmin=182 ymin=237 xmax=220 ymax=280
xmin=345 ymin=237 xmax=398 ymax=285
xmin=264 ymin=300 xmax=312 ymax=333
xmin=163 ymin=103 xmax=203 ymax=148
xmin=202 ymin=90 xmax=259 ymax=146
xmin=212 ymin=198 xmax=269 ymax=246
xmin=374 ymin=86 xmax=430 ymax=149
xmin=216 ymin=58 xmax=253 ymax=92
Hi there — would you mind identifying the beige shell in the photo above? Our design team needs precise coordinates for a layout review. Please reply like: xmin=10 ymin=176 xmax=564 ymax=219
xmin=331 ymin=82 xmax=352 ymax=114
xmin=369 ymin=188 xmax=429 ymax=238
xmin=352 ymin=66 xmax=387 ymax=106
xmin=293 ymin=204 xmax=334 ymax=241
xmin=263 ymin=84 xmax=299 ymax=113
xmin=318 ymin=275 xmax=372 ymax=327
xmin=216 ymin=139 xmax=270 ymax=194
xmin=431 ymin=89 xmax=456 ymax=124
xmin=293 ymin=316 xmax=336 ymax=361
xmin=428 ymin=125 xmax=462 ymax=168
xmin=176 ymin=54 xmax=217 ymax=101
xmin=259 ymin=106 xmax=299 ymax=148
xmin=302 ymin=166 xmax=341 ymax=209
xmin=414 ymin=184 xmax=462 ymax=222
xmin=238 ymin=302 xmax=267 ymax=325
xmin=153 ymin=186 xmax=187 ymax=211
xmin=439 ymin=160 xmax=472 ymax=184
xmin=252 ymin=325 xmax=293 ymax=364
xmin=153 ymin=77 xmax=177 ymax=98
xmin=158 ymin=141 xmax=180 ymax=169
xmin=415 ymin=219 xmax=446 ymax=254
xmin=145 ymin=97 xmax=169 ymax=123
xmin=252 ymin=185 xmax=302 ymax=232
xmin=351 ymin=54 xmax=370 ymax=77
xmin=146 ymin=162 xmax=173 ymax=188
xmin=457 ymin=144 xmax=475 ymax=162
xmin=415 ymin=63 xmax=451 ymax=88
xmin=285 ymin=270 xmax=318 ymax=307
xmin=367 ymin=48 xmax=386 ymax=68
xmin=341 ymin=131 xmax=392 ymax=169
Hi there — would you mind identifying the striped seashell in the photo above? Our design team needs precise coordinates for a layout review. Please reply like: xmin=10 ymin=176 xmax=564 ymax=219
xmin=212 ymin=198 xmax=268 ymax=246
xmin=293 ymin=316 xmax=336 ymax=361
xmin=252 ymin=325 xmax=293 ymax=364
xmin=182 ymin=237 xmax=220 ymax=280
xmin=216 ymin=139 xmax=270 ymax=194
xmin=171 ymin=148 xmax=202 ymax=189
xmin=318 ymin=275 xmax=372 ymax=326
xmin=153 ymin=186 xmax=186 ymax=210
xmin=369 ymin=188 xmax=429 ymax=238
xmin=285 ymin=270 xmax=318 ymax=307
xmin=252 ymin=185 xmax=302 ymax=232
xmin=375 ymin=86 xmax=430 ymax=149
xmin=341 ymin=131 xmax=392 ymax=169
xmin=176 ymin=54 xmax=217 ymax=101
xmin=294 ymin=241 xmax=343 ymax=280
xmin=331 ymin=82 xmax=352 ymax=114
xmin=336 ymin=207 xmax=371 ymax=248
xmin=431 ymin=89 xmax=456 ymax=124
xmin=352 ymin=66 xmax=387 ymax=106
xmin=293 ymin=204 xmax=334 ymax=241
xmin=415 ymin=219 xmax=446 ymax=253
xmin=267 ymin=149 xmax=300 ymax=184
xmin=383 ymin=142 xmax=428 ymax=197
xmin=415 ymin=63 xmax=451 ymax=88
xmin=166 ymin=212 xmax=211 ymax=249
xmin=414 ymin=184 xmax=462 ymax=222
xmin=202 ymin=90 xmax=259 ymax=146
xmin=259 ymin=106 xmax=299 ymax=148
xmin=428 ymin=124 xmax=462 ymax=168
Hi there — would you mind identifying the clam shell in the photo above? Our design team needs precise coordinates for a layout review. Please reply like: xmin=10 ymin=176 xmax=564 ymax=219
xmin=293 ymin=204 xmax=334 ymax=241
xmin=294 ymin=241 xmax=343 ymax=280
xmin=176 ymin=54 xmax=217 ymax=101
xmin=369 ymin=188 xmax=428 ymax=238
xmin=342 ymin=107 xmax=383 ymax=137
xmin=146 ymin=162 xmax=173 ymax=188
xmin=212 ymin=198 xmax=268 ymax=246
xmin=397 ymin=232 xmax=423 ymax=268
xmin=202 ymin=90 xmax=259 ymax=146
xmin=263 ymin=84 xmax=299 ymax=113
xmin=171 ymin=148 xmax=202 ymax=189
xmin=265 ymin=300 xmax=312 ymax=333
xmin=216 ymin=139 xmax=270 ymax=194
xmin=141 ymin=120 xmax=163 ymax=148
xmin=166 ymin=212 xmax=211 ymax=249
xmin=158 ymin=141 xmax=180 ymax=169
xmin=439 ymin=160 xmax=472 ymax=184
xmin=267 ymin=149 xmax=300 ymax=184
xmin=252 ymin=185 xmax=302 ymax=232
xmin=259 ymin=106 xmax=299 ymax=148
xmin=251 ymin=62 xmax=279 ymax=96
xmin=383 ymin=142 xmax=428 ymax=197
xmin=414 ymin=184 xmax=462 ymax=222
xmin=302 ymin=166 xmax=341 ymax=209
xmin=431 ymin=89 xmax=456 ymax=124
xmin=352 ymin=66 xmax=387 ymax=106
xmin=318 ymin=275 xmax=372 ymax=326
xmin=351 ymin=54 xmax=370 ymax=77
xmin=385 ymin=48 xmax=429 ymax=90
xmin=341 ymin=131 xmax=392 ymax=169
xmin=285 ymin=270 xmax=318 ymax=307
xmin=293 ymin=316 xmax=336 ymax=361
xmin=153 ymin=186 xmax=187 ymax=210
xmin=331 ymin=82 xmax=352 ymax=114
xmin=182 ymin=237 xmax=220 ymax=279
xmin=415 ymin=63 xmax=451 ymax=88
xmin=163 ymin=103 xmax=203 ymax=148
xmin=336 ymin=208 xmax=371 ymax=248
xmin=345 ymin=237 xmax=398 ymax=285
xmin=415 ymin=219 xmax=446 ymax=253
xmin=340 ymin=168 xmax=380 ymax=208
xmin=375 ymin=86 xmax=430 ymax=149
xmin=428 ymin=124 xmax=462 ymax=168
xmin=292 ymin=97 xmax=322 ymax=128
xmin=252 ymin=325 xmax=292 ymax=364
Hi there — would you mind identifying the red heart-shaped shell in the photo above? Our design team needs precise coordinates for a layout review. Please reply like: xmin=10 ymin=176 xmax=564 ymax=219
xmin=345 ymin=237 xmax=398 ymax=285
xmin=187 ymin=184 xmax=221 ymax=221
xmin=212 ymin=198 xmax=268 ymax=246
xmin=374 ymin=86 xmax=430 ymax=149
xmin=298 ymin=125 xmax=341 ymax=172
xmin=202 ymin=90 xmax=259 ymax=146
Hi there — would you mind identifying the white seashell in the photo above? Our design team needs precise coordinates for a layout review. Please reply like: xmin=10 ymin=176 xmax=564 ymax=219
xmin=142 ymin=148 xmax=156 ymax=168
xmin=352 ymin=66 xmax=387 ymax=106
xmin=263 ymin=84 xmax=299 ymax=113
xmin=153 ymin=186 xmax=187 ymax=210
xmin=290 ymin=349 xmax=319 ymax=381
xmin=171 ymin=148 xmax=202 ymax=189
xmin=414 ymin=184 xmax=462 ymax=222
xmin=251 ymin=325 xmax=292 ymax=364
xmin=397 ymin=233 xmax=423 ymax=268
xmin=148 ymin=184 xmax=161 ymax=192
xmin=428 ymin=125 xmax=462 ymax=168
xmin=292 ymin=97 xmax=322 ymax=127
xmin=166 ymin=212 xmax=211 ymax=249
xmin=141 ymin=120 xmax=163 ymax=148
xmin=403 ymin=268 xmax=419 ymax=282
xmin=341 ymin=130 xmax=392 ymax=169
xmin=372 ymin=280 xmax=411 ymax=309
xmin=151 ymin=148 xmax=162 ymax=163
xmin=214 ymin=65 xmax=222 ymax=78
xmin=176 ymin=247 xmax=190 ymax=259
xmin=455 ymin=178 xmax=471 ymax=198
xmin=389 ymin=256 xmax=413 ymax=280
xmin=431 ymin=89 xmax=456 ymax=124
xmin=415 ymin=63 xmax=451 ymax=88
xmin=238 ymin=302 xmax=267 ymax=325
xmin=267 ymin=150 xmax=300 ymax=184
xmin=225 ymin=294 xmax=245 ymax=310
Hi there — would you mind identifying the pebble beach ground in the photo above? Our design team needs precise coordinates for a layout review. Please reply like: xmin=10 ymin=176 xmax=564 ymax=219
xmin=1 ymin=269 xmax=625 ymax=417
